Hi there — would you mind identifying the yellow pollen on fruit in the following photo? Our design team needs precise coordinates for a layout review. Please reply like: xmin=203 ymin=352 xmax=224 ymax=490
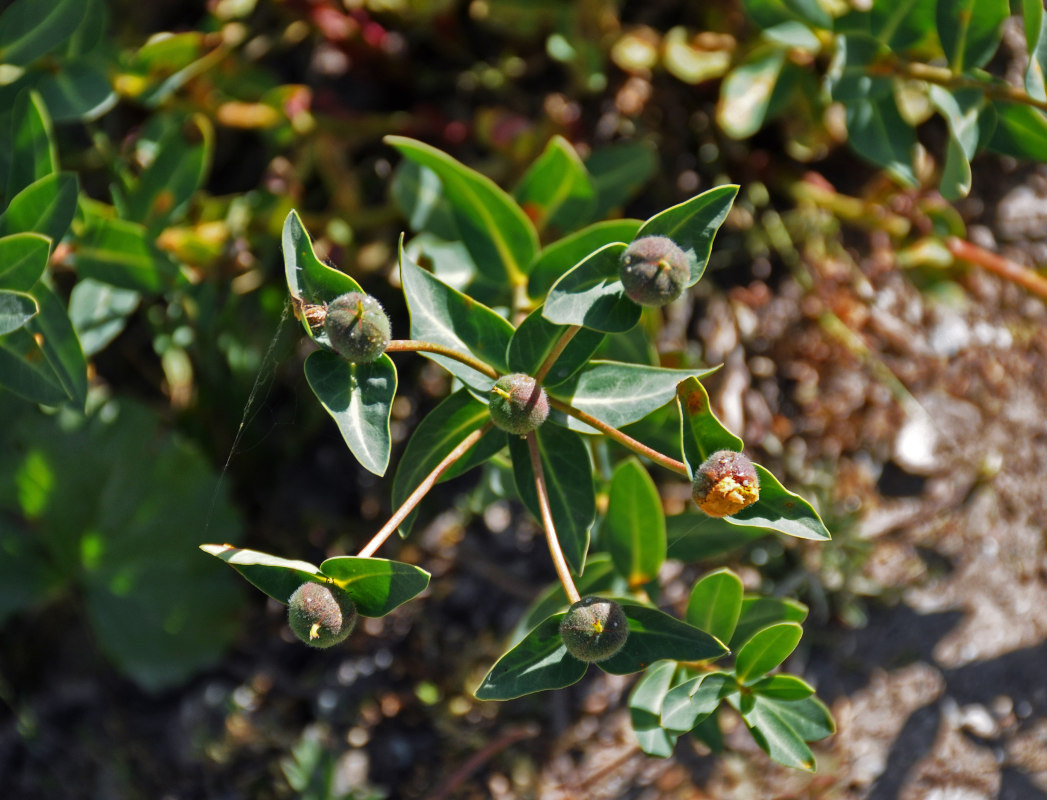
xmin=592 ymin=620 xmax=604 ymax=634
xmin=310 ymin=622 xmax=322 ymax=640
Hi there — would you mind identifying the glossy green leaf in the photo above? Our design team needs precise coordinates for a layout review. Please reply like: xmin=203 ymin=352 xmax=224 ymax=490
xmin=513 ymin=135 xmax=596 ymax=234
xmin=200 ymin=544 xmax=322 ymax=605
xmin=0 ymin=233 xmax=49 ymax=291
xmin=866 ymin=0 xmax=937 ymax=51
xmin=735 ymin=621 xmax=803 ymax=683
xmin=283 ymin=209 xmax=363 ymax=337
xmin=399 ymin=240 xmax=513 ymax=391
xmin=677 ymin=376 xmax=743 ymax=476
xmin=742 ymin=0 xmax=831 ymax=29
xmin=599 ymin=602 xmax=729 ymax=675
xmin=506 ymin=307 xmax=604 ymax=387
xmin=635 ymin=184 xmax=738 ymax=287
xmin=391 ymin=160 xmax=459 ymax=241
xmin=0 ymin=0 xmax=88 ymax=66
xmin=318 ymin=556 xmax=431 ymax=618
xmin=0 ymin=329 xmax=72 ymax=406
xmin=509 ymin=554 xmax=624 ymax=646
xmin=585 ymin=141 xmax=657 ymax=218
xmin=403 ymin=232 xmax=477 ymax=291
xmin=23 ymin=281 xmax=86 ymax=409
xmin=555 ymin=361 xmax=718 ymax=434
xmin=930 ymin=86 xmax=991 ymax=200
xmin=741 ymin=695 xmax=817 ymax=771
xmin=936 ymin=0 xmax=1008 ymax=73
xmin=764 ymin=694 xmax=835 ymax=741
xmin=845 ymin=95 xmax=917 ymax=187
xmin=0 ymin=172 xmax=79 ymax=245
xmin=825 ymin=34 xmax=892 ymax=103
xmin=629 ymin=660 xmax=680 ymax=757
xmin=542 ymin=242 xmax=637 ymax=333
xmin=75 ymin=215 xmax=177 ymax=292
xmin=7 ymin=91 xmax=56 ymax=199
xmin=508 ymin=424 xmax=594 ymax=574
xmin=68 ymin=279 xmax=140 ymax=357
xmin=718 ymin=47 xmax=787 ymax=140
xmin=987 ymin=102 xmax=1047 ymax=162
xmin=729 ymin=465 xmax=832 ymax=540
xmin=750 ymin=674 xmax=816 ymax=700
xmin=304 ymin=349 xmax=397 ymax=476
xmin=36 ymin=57 xmax=115 ymax=122
xmin=685 ymin=568 xmax=744 ymax=644
xmin=386 ymin=136 xmax=538 ymax=284
xmin=474 ymin=613 xmax=588 ymax=700
xmin=390 ymin=389 xmax=506 ymax=537
xmin=605 ymin=457 xmax=666 ymax=586
xmin=1024 ymin=0 xmax=1047 ymax=100
xmin=732 ymin=596 xmax=809 ymax=648
xmin=661 ymin=672 xmax=732 ymax=734
xmin=0 ymin=289 xmax=38 ymax=334
xmin=124 ymin=114 xmax=212 ymax=231
xmin=665 ymin=512 xmax=767 ymax=561
xmin=527 ymin=218 xmax=642 ymax=298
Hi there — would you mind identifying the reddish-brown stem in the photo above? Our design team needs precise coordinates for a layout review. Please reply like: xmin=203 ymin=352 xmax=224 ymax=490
xmin=356 ymin=424 xmax=492 ymax=558
xmin=527 ymin=432 xmax=581 ymax=604
xmin=385 ymin=340 xmax=500 ymax=380
xmin=549 ymin=398 xmax=689 ymax=477
xmin=533 ymin=325 xmax=580 ymax=384
xmin=946 ymin=237 xmax=1047 ymax=301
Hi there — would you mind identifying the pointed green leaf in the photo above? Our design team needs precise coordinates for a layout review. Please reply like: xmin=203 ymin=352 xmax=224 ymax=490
xmin=0 ymin=172 xmax=79 ymax=245
xmin=8 ymin=91 xmax=57 ymax=199
xmin=686 ymin=568 xmax=744 ymax=644
xmin=629 ymin=660 xmax=680 ymax=757
xmin=987 ymin=102 xmax=1047 ymax=162
xmin=556 ymin=361 xmax=718 ymax=434
xmin=765 ymin=694 xmax=835 ymax=741
xmin=513 ymin=135 xmax=596 ymax=234
xmin=732 ymin=595 xmax=809 ymax=648
xmin=825 ymin=34 xmax=891 ymax=103
xmin=0 ymin=328 xmax=73 ymax=406
xmin=385 ymin=136 xmax=538 ymax=284
xmin=750 ymin=674 xmax=816 ymax=700
xmin=75 ymin=214 xmax=178 ymax=292
xmin=0 ymin=233 xmax=50 ymax=291
xmin=508 ymin=424 xmax=594 ymax=574
xmin=666 ymin=512 xmax=767 ymax=561
xmin=741 ymin=695 xmax=817 ymax=771
xmin=542 ymin=242 xmax=638 ymax=333
xmin=936 ymin=0 xmax=1008 ymax=73
xmin=527 ymin=218 xmax=642 ymax=299
xmin=506 ymin=306 xmax=604 ymax=387
xmin=0 ymin=290 xmax=38 ymax=334
xmin=23 ymin=281 xmax=86 ymax=410
xmin=0 ymin=0 xmax=89 ymax=66
xmin=729 ymin=465 xmax=831 ymax=540
xmin=661 ymin=672 xmax=732 ymax=733
xmin=677 ymin=376 xmax=743 ymax=475
xmin=68 ymin=279 xmax=140 ymax=357
xmin=399 ymin=239 xmax=513 ymax=391
xmin=585 ymin=141 xmax=657 ymax=218
xmin=635 ymin=184 xmax=738 ymax=286
xmin=845 ymin=95 xmax=917 ymax=187
xmin=735 ymin=621 xmax=804 ymax=683
xmin=200 ymin=544 xmax=322 ymax=605
xmin=605 ymin=457 xmax=666 ymax=586
xmin=390 ymin=389 xmax=506 ymax=537
xmin=318 ymin=556 xmax=430 ymax=618
xmin=304 ymin=349 xmax=396 ymax=476
xmin=599 ymin=601 xmax=729 ymax=675
xmin=474 ymin=613 xmax=588 ymax=700
xmin=718 ymin=47 xmax=787 ymax=140
xmin=867 ymin=0 xmax=937 ymax=51
xmin=35 ymin=58 xmax=115 ymax=122
xmin=391 ymin=160 xmax=459 ymax=241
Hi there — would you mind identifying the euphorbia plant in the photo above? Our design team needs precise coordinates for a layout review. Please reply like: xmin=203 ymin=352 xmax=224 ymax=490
xmin=203 ymin=135 xmax=834 ymax=770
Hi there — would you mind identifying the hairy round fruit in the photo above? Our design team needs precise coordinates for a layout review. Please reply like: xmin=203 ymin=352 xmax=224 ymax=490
xmin=692 ymin=450 xmax=760 ymax=517
xmin=560 ymin=596 xmax=629 ymax=662
xmin=323 ymin=292 xmax=391 ymax=363
xmin=489 ymin=373 xmax=549 ymax=435
xmin=287 ymin=582 xmax=357 ymax=648
xmin=619 ymin=236 xmax=690 ymax=307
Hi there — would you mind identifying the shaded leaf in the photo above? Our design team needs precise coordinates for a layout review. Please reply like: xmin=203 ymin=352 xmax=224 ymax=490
xmin=750 ymin=674 xmax=816 ymax=700
xmin=75 ymin=214 xmax=178 ymax=292
xmin=685 ymin=568 xmax=744 ymax=644
xmin=718 ymin=47 xmax=787 ymax=140
xmin=527 ymin=218 xmax=642 ymax=299
xmin=845 ymin=95 xmax=918 ymax=186
xmin=987 ymin=102 xmax=1047 ymax=162
xmin=23 ymin=281 xmax=86 ymax=410
xmin=665 ymin=512 xmax=768 ymax=561
xmin=742 ymin=0 xmax=831 ymax=30
xmin=391 ymin=160 xmax=459 ymax=241
xmin=36 ymin=57 xmax=115 ymax=122
xmin=68 ymin=279 xmax=140 ymax=357
xmin=506 ymin=306 xmax=604 ymax=387
xmin=7 ymin=90 xmax=56 ymax=199
xmin=513 ymin=135 xmax=596 ymax=234
xmin=0 ymin=172 xmax=79 ymax=245
xmin=677 ymin=376 xmax=743 ymax=476
xmin=599 ymin=601 xmax=729 ymax=675
xmin=318 ymin=556 xmax=430 ymax=618
xmin=542 ymin=242 xmax=638 ymax=333
xmin=732 ymin=596 xmax=808 ymax=648
xmin=0 ymin=289 xmax=38 ymax=334
xmin=0 ymin=233 xmax=49 ymax=291
xmin=661 ymin=672 xmax=733 ymax=734
xmin=629 ymin=660 xmax=680 ymax=757
xmin=585 ymin=142 xmax=657 ymax=218
xmin=0 ymin=0 xmax=88 ymax=66
xmin=304 ymin=349 xmax=397 ymax=477
xmin=474 ymin=613 xmax=588 ymax=700
xmin=200 ymin=544 xmax=322 ymax=605
xmin=605 ymin=457 xmax=666 ymax=586
xmin=936 ymin=0 xmax=1008 ymax=73
xmin=741 ymin=695 xmax=817 ymax=771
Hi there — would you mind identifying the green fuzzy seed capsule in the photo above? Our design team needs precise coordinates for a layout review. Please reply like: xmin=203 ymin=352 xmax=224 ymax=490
xmin=692 ymin=449 xmax=760 ymax=517
xmin=488 ymin=373 xmax=549 ymax=435
xmin=560 ymin=596 xmax=629 ymax=662
xmin=287 ymin=582 xmax=357 ymax=648
xmin=619 ymin=235 xmax=690 ymax=307
xmin=323 ymin=292 xmax=391 ymax=363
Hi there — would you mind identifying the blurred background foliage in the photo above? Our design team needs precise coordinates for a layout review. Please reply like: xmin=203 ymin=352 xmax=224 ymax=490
xmin=2 ymin=0 xmax=1046 ymax=795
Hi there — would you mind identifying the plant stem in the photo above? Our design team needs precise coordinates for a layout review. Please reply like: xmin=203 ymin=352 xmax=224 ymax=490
xmin=533 ymin=324 xmax=580 ymax=385
xmin=549 ymin=398 xmax=689 ymax=477
xmin=356 ymin=423 xmax=492 ymax=558
xmin=385 ymin=340 xmax=500 ymax=380
xmin=527 ymin=432 xmax=581 ymax=604
xmin=946 ymin=237 xmax=1047 ymax=301
xmin=871 ymin=56 xmax=1047 ymax=113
